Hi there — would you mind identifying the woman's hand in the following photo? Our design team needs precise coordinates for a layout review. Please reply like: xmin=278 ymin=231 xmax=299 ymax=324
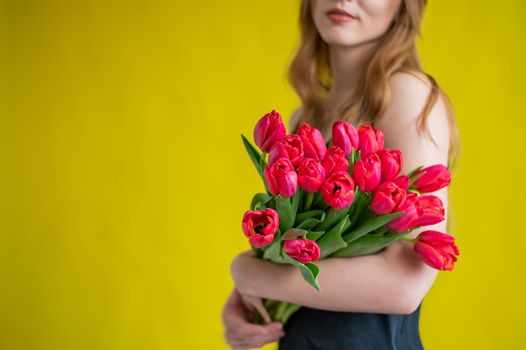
xmin=239 ymin=292 xmax=272 ymax=324
xmin=222 ymin=287 xmax=285 ymax=349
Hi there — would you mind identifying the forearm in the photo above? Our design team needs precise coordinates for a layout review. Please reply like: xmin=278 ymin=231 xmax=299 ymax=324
xmin=231 ymin=242 xmax=437 ymax=315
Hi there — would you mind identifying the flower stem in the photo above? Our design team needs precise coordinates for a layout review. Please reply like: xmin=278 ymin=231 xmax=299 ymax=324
xmin=401 ymin=236 xmax=417 ymax=243
xmin=260 ymin=152 xmax=270 ymax=194
xmin=305 ymin=192 xmax=314 ymax=211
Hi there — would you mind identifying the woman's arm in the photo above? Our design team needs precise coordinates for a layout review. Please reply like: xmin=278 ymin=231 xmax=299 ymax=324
xmin=231 ymin=72 xmax=451 ymax=315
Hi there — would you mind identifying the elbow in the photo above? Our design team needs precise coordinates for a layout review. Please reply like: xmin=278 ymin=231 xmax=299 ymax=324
xmin=398 ymin=294 xmax=422 ymax=315
xmin=229 ymin=255 xmax=251 ymax=295
xmin=397 ymin=282 xmax=427 ymax=315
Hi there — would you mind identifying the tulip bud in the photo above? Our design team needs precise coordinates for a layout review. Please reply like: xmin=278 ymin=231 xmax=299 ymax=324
xmin=358 ymin=124 xmax=384 ymax=156
xmin=242 ymin=208 xmax=280 ymax=248
xmin=254 ymin=109 xmax=286 ymax=153
xmin=386 ymin=195 xmax=419 ymax=233
xmin=298 ymin=158 xmax=326 ymax=193
xmin=414 ymin=230 xmax=460 ymax=271
xmin=321 ymin=146 xmax=349 ymax=176
xmin=376 ymin=148 xmax=403 ymax=182
xmin=352 ymin=152 xmax=382 ymax=192
xmin=268 ymin=134 xmax=304 ymax=168
xmin=264 ymin=158 xmax=298 ymax=198
xmin=332 ymin=121 xmax=359 ymax=157
xmin=283 ymin=238 xmax=320 ymax=264
xmin=414 ymin=195 xmax=445 ymax=226
xmin=411 ymin=164 xmax=451 ymax=193
xmin=321 ymin=172 xmax=355 ymax=210
xmin=298 ymin=123 xmax=327 ymax=161
xmin=393 ymin=175 xmax=410 ymax=190
xmin=371 ymin=181 xmax=407 ymax=215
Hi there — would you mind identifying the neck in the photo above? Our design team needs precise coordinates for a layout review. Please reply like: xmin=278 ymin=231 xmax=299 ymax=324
xmin=328 ymin=39 xmax=381 ymax=96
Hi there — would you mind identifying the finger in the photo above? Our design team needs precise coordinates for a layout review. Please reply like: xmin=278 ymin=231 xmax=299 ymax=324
xmin=223 ymin=308 xmax=258 ymax=332
xmin=246 ymin=331 xmax=286 ymax=348
xmin=252 ymin=300 xmax=272 ymax=324
xmin=228 ymin=324 xmax=283 ymax=340
xmin=239 ymin=298 xmax=256 ymax=315
xmin=238 ymin=321 xmax=283 ymax=337
xmin=240 ymin=294 xmax=272 ymax=324
xmin=224 ymin=307 xmax=283 ymax=336
xmin=225 ymin=329 xmax=253 ymax=350
xmin=228 ymin=327 xmax=285 ymax=348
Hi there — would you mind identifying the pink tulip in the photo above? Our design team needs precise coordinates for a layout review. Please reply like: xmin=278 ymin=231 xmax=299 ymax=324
xmin=264 ymin=158 xmax=298 ymax=198
xmin=371 ymin=181 xmax=407 ymax=215
xmin=376 ymin=148 xmax=403 ymax=182
xmin=321 ymin=172 xmax=355 ymax=210
xmin=411 ymin=164 xmax=451 ymax=193
xmin=268 ymin=134 xmax=304 ymax=168
xmin=321 ymin=146 xmax=349 ymax=176
xmin=253 ymin=109 xmax=286 ymax=152
xmin=284 ymin=238 xmax=320 ymax=264
xmin=242 ymin=208 xmax=280 ymax=248
xmin=406 ymin=191 xmax=418 ymax=203
xmin=358 ymin=124 xmax=384 ymax=155
xmin=298 ymin=158 xmax=326 ymax=193
xmin=352 ymin=152 xmax=382 ymax=192
xmin=415 ymin=195 xmax=445 ymax=226
xmin=332 ymin=121 xmax=359 ymax=156
xmin=298 ymin=123 xmax=327 ymax=161
xmin=414 ymin=230 xmax=460 ymax=271
xmin=386 ymin=193 xmax=419 ymax=233
xmin=393 ymin=175 xmax=410 ymax=190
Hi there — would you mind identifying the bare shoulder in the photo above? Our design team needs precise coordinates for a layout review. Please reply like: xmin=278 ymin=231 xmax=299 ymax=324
xmin=288 ymin=107 xmax=304 ymax=131
xmin=375 ymin=71 xmax=450 ymax=158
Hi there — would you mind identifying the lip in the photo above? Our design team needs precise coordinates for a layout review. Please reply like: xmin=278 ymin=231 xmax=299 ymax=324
xmin=326 ymin=8 xmax=357 ymax=24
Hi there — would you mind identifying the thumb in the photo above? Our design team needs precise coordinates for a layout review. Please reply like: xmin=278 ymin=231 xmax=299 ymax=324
xmin=242 ymin=294 xmax=271 ymax=324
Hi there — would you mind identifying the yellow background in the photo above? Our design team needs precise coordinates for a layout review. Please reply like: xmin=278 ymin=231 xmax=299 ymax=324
xmin=1 ymin=0 xmax=525 ymax=349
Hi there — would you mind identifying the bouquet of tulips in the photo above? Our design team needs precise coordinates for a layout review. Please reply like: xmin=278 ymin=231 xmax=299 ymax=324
xmin=240 ymin=109 xmax=460 ymax=323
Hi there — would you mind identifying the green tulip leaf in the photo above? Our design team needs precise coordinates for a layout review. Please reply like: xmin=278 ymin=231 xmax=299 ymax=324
xmin=281 ymin=252 xmax=321 ymax=291
xmin=348 ymin=190 xmax=371 ymax=229
xmin=253 ymin=203 xmax=265 ymax=210
xmin=250 ymin=193 xmax=272 ymax=210
xmin=331 ymin=230 xmax=410 ymax=258
xmin=407 ymin=165 xmax=424 ymax=179
xmin=306 ymin=230 xmax=325 ymax=241
xmin=292 ymin=189 xmax=301 ymax=215
xmin=342 ymin=211 xmax=405 ymax=244
xmin=311 ymin=192 xmax=327 ymax=210
xmin=295 ymin=210 xmax=325 ymax=224
xmin=241 ymin=134 xmax=263 ymax=178
xmin=276 ymin=195 xmax=296 ymax=232
xmin=276 ymin=242 xmax=321 ymax=291
xmin=317 ymin=216 xmax=351 ymax=259
xmin=262 ymin=231 xmax=284 ymax=263
xmin=315 ymin=206 xmax=351 ymax=232
xmin=300 ymin=262 xmax=321 ymax=291
xmin=296 ymin=218 xmax=321 ymax=230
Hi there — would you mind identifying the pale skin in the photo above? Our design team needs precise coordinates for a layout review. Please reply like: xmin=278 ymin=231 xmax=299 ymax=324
xmin=223 ymin=1 xmax=452 ymax=349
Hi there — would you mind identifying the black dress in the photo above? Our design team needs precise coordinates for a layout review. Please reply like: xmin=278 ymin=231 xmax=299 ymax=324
xmin=278 ymin=303 xmax=424 ymax=349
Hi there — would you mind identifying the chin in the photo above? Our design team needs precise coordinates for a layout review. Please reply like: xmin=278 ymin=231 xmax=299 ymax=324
xmin=318 ymin=28 xmax=359 ymax=46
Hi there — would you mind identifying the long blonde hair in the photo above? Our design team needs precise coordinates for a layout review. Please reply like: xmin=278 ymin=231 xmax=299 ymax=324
xmin=288 ymin=0 xmax=461 ymax=232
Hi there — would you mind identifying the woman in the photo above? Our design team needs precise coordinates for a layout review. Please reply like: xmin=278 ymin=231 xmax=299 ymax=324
xmin=223 ymin=0 xmax=461 ymax=349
